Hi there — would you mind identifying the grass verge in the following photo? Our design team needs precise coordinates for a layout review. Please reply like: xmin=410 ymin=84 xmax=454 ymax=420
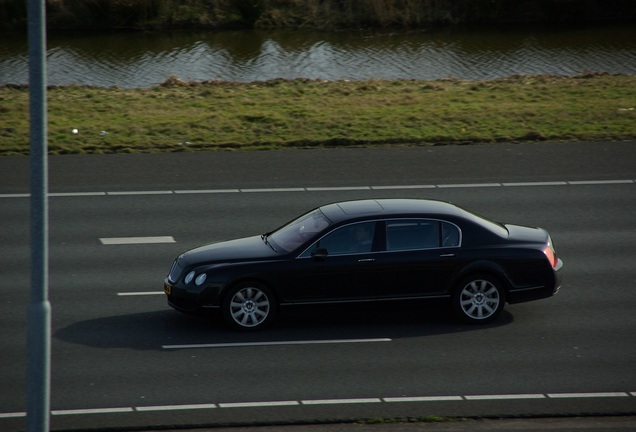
xmin=1 ymin=73 xmax=634 ymax=156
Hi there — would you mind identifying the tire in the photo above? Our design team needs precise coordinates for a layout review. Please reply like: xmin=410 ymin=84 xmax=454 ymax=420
xmin=453 ymin=274 xmax=505 ymax=324
xmin=222 ymin=281 xmax=276 ymax=331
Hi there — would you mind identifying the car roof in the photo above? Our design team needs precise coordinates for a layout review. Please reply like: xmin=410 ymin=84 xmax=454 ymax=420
xmin=319 ymin=199 xmax=462 ymax=223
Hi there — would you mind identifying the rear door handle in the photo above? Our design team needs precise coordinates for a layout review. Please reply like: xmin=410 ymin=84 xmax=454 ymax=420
xmin=358 ymin=258 xmax=376 ymax=262
xmin=440 ymin=253 xmax=455 ymax=258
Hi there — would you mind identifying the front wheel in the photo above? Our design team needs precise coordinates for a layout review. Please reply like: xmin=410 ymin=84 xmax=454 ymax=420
xmin=222 ymin=282 xmax=276 ymax=331
xmin=453 ymin=275 xmax=505 ymax=324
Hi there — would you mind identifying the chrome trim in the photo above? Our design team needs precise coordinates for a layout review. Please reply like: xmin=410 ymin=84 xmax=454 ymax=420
xmin=280 ymin=294 xmax=451 ymax=306
xmin=167 ymin=259 xmax=182 ymax=283
xmin=508 ymin=285 xmax=544 ymax=293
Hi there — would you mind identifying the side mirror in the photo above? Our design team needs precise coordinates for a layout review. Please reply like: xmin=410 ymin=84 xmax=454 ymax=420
xmin=311 ymin=248 xmax=328 ymax=259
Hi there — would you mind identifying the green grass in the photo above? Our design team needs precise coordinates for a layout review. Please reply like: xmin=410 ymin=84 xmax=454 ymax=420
xmin=1 ymin=74 xmax=634 ymax=156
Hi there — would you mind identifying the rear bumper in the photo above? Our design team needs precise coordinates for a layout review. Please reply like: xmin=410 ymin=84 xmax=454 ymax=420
xmin=553 ymin=257 xmax=564 ymax=294
xmin=508 ymin=258 xmax=562 ymax=304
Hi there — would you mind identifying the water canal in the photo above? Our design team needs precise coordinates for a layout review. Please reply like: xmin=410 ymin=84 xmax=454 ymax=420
xmin=1 ymin=23 xmax=635 ymax=88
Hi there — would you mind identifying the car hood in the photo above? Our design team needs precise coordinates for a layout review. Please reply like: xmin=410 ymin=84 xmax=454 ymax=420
xmin=181 ymin=235 xmax=279 ymax=266
xmin=504 ymin=224 xmax=548 ymax=244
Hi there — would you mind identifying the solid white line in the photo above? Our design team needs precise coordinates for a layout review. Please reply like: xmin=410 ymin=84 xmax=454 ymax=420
xmin=384 ymin=396 xmax=463 ymax=402
xmin=135 ymin=403 xmax=216 ymax=412
xmin=464 ymin=394 xmax=545 ymax=400
xmin=371 ymin=184 xmax=436 ymax=190
xmin=437 ymin=183 xmax=501 ymax=188
xmin=502 ymin=181 xmax=568 ymax=187
xmin=241 ymin=188 xmax=305 ymax=193
xmin=0 ymin=193 xmax=30 ymax=198
xmin=0 ymin=412 xmax=25 ymax=418
xmin=174 ymin=189 xmax=240 ymax=194
xmin=306 ymin=186 xmax=371 ymax=191
xmin=49 ymin=192 xmax=106 ymax=197
xmin=117 ymin=291 xmax=164 ymax=296
xmin=219 ymin=401 xmax=299 ymax=408
xmin=52 ymin=407 xmax=134 ymax=415
xmin=547 ymin=392 xmax=629 ymax=398
xmin=162 ymin=338 xmax=392 ymax=350
xmin=568 ymin=180 xmax=634 ymax=185
xmin=107 ymin=190 xmax=173 ymax=195
xmin=301 ymin=398 xmax=382 ymax=405
xmin=100 ymin=236 xmax=175 ymax=245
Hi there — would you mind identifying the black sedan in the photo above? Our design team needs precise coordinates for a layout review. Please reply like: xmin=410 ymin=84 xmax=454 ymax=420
xmin=164 ymin=199 xmax=563 ymax=330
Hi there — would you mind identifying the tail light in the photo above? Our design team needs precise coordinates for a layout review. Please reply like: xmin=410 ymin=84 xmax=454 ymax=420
xmin=542 ymin=239 xmax=558 ymax=268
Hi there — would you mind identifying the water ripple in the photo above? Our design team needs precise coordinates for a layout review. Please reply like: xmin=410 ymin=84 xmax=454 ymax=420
xmin=1 ymin=24 xmax=635 ymax=88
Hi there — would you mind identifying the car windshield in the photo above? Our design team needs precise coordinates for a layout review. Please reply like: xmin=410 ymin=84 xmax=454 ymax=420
xmin=269 ymin=209 xmax=333 ymax=252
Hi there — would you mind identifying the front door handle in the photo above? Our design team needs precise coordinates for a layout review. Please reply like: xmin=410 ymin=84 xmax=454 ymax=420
xmin=358 ymin=258 xmax=376 ymax=262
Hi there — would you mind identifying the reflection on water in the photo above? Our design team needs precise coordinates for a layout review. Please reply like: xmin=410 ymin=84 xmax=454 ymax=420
xmin=1 ymin=23 xmax=635 ymax=88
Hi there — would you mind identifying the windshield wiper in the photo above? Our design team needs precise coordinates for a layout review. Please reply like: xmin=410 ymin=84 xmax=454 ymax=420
xmin=261 ymin=233 xmax=278 ymax=252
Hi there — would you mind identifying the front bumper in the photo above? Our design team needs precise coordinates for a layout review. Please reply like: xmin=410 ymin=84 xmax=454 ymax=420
xmin=164 ymin=280 xmax=202 ymax=313
xmin=164 ymin=279 xmax=221 ymax=314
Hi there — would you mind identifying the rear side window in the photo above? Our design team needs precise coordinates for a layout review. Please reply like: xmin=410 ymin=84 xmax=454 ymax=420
xmin=386 ymin=219 xmax=460 ymax=251
xmin=441 ymin=222 xmax=460 ymax=247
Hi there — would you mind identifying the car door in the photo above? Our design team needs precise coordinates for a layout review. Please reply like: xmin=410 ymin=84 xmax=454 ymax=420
xmin=374 ymin=219 xmax=461 ymax=298
xmin=278 ymin=221 xmax=383 ymax=303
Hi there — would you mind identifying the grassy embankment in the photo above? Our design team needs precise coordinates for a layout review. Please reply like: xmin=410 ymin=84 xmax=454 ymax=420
xmin=1 ymin=74 xmax=634 ymax=156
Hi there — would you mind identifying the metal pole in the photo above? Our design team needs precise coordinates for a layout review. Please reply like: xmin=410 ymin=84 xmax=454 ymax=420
xmin=26 ymin=0 xmax=50 ymax=431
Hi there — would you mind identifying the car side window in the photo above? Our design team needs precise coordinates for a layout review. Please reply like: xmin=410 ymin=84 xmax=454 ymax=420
xmin=301 ymin=221 xmax=376 ymax=257
xmin=386 ymin=219 xmax=440 ymax=251
xmin=442 ymin=221 xmax=460 ymax=247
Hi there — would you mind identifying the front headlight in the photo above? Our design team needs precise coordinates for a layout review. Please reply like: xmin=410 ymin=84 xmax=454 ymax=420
xmin=184 ymin=271 xmax=196 ymax=284
xmin=184 ymin=270 xmax=207 ymax=286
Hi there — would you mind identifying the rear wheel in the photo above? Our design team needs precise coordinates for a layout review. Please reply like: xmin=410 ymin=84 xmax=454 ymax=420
xmin=222 ymin=281 xmax=275 ymax=331
xmin=453 ymin=274 xmax=505 ymax=324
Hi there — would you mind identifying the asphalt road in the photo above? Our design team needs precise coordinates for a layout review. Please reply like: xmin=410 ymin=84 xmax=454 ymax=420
xmin=1 ymin=141 xmax=635 ymax=431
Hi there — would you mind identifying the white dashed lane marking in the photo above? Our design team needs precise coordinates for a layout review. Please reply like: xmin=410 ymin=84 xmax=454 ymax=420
xmin=99 ymin=236 xmax=175 ymax=245
xmin=1 ymin=179 xmax=634 ymax=199
xmin=2 ymin=392 xmax=633 ymax=418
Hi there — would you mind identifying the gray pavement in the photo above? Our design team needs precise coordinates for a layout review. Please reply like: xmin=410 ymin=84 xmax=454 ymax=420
xmin=2 ymin=140 xmax=636 ymax=194
xmin=3 ymin=142 xmax=635 ymax=432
